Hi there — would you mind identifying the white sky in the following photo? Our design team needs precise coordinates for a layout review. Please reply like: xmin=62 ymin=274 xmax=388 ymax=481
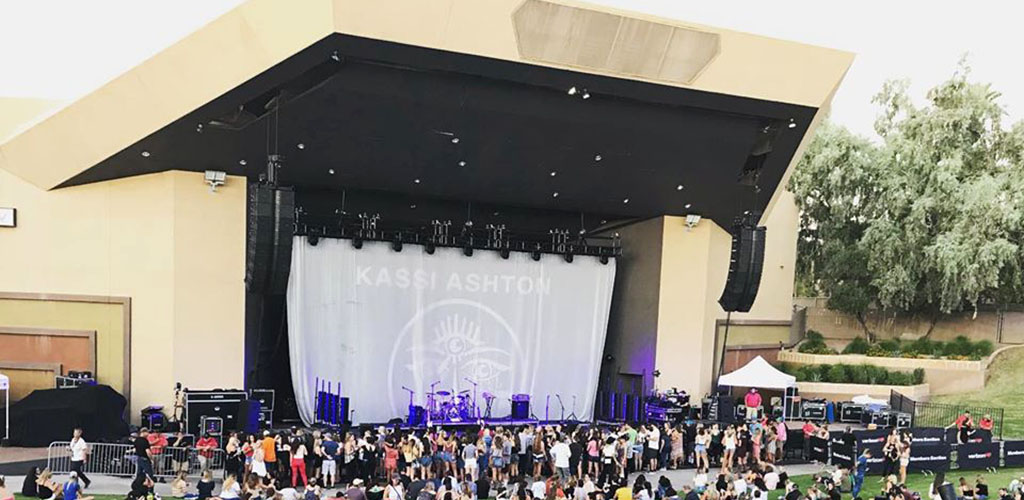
xmin=1 ymin=0 xmax=1021 ymax=139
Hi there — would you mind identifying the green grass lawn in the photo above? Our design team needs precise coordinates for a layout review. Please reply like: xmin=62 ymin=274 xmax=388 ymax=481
xmin=789 ymin=468 xmax=1024 ymax=500
xmin=931 ymin=346 xmax=1024 ymax=439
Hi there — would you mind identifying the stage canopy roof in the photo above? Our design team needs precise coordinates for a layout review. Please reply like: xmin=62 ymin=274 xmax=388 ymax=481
xmin=718 ymin=355 xmax=796 ymax=390
xmin=0 ymin=0 xmax=853 ymax=231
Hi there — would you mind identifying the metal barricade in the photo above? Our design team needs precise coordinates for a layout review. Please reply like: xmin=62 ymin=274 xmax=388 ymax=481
xmin=47 ymin=441 xmax=227 ymax=479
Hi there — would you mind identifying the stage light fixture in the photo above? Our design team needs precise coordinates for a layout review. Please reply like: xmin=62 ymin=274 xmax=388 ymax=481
xmin=788 ymin=118 xmax=797 ymax=129
xmin=451 ymin=137 xmax=460 ymax=144
xmin=676 ymin=184 xmax=684 ymax=191
xmin=409 ymin=204 xmax=417 ymax=209
xmin=552 ymin=192 xmax=559 ymax=198
xmin=594 ymin=154 xmax=602 ymax=161
xmin=463 ymin=246 xmax=474 ymax=257
xmin=414 ymin=178 xmax=421 ymax=184
xmin=567 ymin=86 xmax=577 ymax=95
xmin=492 ymin=211 xmax=500 ymax=216
xmin=623 ymin=198 xmax=630 ymax=204
xmin=297 ymin=143 xmax=305 ymax=150
xmin=328 ymin=169 xmax=335 ymax=175
xmin=424 ymin=243 xmax=436 ymax=255
xmin=308 ymin=234 xmax=320 ymax=246
xmin=685 ymin=203 xmax=692 ymax=209
xmin=531 ymin=251 xmax=541 ymax=261
xmin=141 ymin=151 xmax=151 ymax=158
xmin=458 ymin=160 xmax=466 ymax=167
xmin=352 ymin=238 xmax=363 ymax=250
xmin=500 ymin=249 xmax=511 ymax=260
xmin=600 ymin=255 xmax=609 ymax=265
xmin=582 ymin=89 xmax=591 ymax=99
xmin=550 ymin=171 xmax=557 ymax=177
xmin=564 ymin=253 xmax=574 ymax=263
xmin=239 ymin=159 xmax=247 ymax=166
xmin=196 ymin=123 xmax=203 ymax=133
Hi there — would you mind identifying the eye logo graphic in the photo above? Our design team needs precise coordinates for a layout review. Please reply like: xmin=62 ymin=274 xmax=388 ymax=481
xmin=387 ymin=299 xmax=528 ymax=418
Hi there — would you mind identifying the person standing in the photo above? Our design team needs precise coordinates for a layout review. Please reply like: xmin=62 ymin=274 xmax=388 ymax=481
xmin=135 ymin=428 xmax=155 ymax=480
xmin=69 ymin=428 xmax=92 ymax=488
xmin=551 ymin=436 xmax=572 ymax=481
xmin=852 ymin=449 xmax=871 ymax=498
xmin=744 ymin=389 xmax=762 ymax=421
xmin=262 ymin=431 xmax=279 ymax=479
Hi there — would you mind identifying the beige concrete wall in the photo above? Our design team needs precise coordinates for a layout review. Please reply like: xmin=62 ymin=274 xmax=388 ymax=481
xmin=778 ymin=351 xmax=986 ymax=396
xmin=796 ymin=382 xmax=930 ymax=402
xmin=794 ymin=297 xmax=1016 ymax=344
xmin=0 ymin=169 xmax=246 ymax=418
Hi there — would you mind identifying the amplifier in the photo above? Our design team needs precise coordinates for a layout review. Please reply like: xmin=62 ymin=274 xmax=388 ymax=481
xmin=801 ymin=401 xmax=827 ymax=421
xmin=840 ymin=403 xmax=865 ymax=423
xmin=248 ymin=388 xmax=275 ymax=412
xmin=895 ymin=412 xmax=912 ymax=428
xmin=185 ymin=389 xmax=246 ymax=436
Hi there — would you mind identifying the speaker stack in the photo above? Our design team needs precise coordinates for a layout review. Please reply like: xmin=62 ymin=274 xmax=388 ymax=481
xmin=245 ymin=184 xmax=294 ymax=295
xmin=718 ymin=212 xmax=766 ymax=313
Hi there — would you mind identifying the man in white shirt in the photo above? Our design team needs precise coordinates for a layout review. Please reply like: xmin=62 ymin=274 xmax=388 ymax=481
xmin=733 ymin=474 xmax=748 ymax=498
xmin=69 ymin=427 xmax=92 ymax=488
xmin=646 ymin=425 xmax=661 ymax=472
xmin=551 ymin=437 xmax=572 ymax=481
xmin=531 ymin=477 xmax=547 ymax=499
xmin=764 ymin=468 xmax=781 ymax=491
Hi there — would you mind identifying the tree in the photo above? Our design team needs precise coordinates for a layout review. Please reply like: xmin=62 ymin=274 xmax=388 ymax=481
xmin=790 ymin=62 xmax=1024 ymax=338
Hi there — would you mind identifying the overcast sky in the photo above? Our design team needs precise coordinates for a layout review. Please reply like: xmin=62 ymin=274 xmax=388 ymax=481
xmin=1 ymin=0 xmax=1021 ymax=139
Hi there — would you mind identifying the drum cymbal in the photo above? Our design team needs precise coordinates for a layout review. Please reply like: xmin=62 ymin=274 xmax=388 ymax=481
xmin=435 ymin=390 xmax=451 ymax=396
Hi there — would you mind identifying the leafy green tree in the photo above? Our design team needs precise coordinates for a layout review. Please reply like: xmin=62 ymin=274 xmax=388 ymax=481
xmin=790 ymin=62 xmax=1024 ymax=338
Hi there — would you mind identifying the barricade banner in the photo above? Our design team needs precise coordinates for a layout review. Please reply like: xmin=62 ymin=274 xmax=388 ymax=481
xmin=946 ymin=427 xmax=992 ymax=444
xmin=910 ymin=427 xmax=946 ymax=445
xmin=956 ymin=442 xmax=1000 ymax=470
xmin=907 ymin=443 xmax=951 ymax=472
xmin=1004 ymin=441 xmax=1024 ymax=467
xmin=831 ymin=441 xmax=855 ymax=468
xmin=809 ymin=436 xmax=829 ymax=463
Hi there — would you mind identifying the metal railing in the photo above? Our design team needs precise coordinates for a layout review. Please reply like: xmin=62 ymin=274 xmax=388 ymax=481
xmin=891 ymin=390 xmax=1005 ymax=440
xmin=47 ymin=441 xmax=227 ymax=479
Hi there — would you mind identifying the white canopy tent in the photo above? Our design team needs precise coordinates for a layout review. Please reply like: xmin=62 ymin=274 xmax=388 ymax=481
xmin=718 ymin=355 xmax=797 ymax=390
xmin=0 ymin=373 xmax=8 ymax=441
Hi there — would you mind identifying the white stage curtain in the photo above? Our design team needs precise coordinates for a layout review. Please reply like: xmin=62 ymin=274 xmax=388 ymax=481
xmin=286 ymin=237 xmax=616 ymax=424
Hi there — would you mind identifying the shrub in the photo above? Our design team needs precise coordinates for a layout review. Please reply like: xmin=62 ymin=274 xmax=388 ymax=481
xmin=912 ymin=368 xmax=925 ymax=385
xmin=843 ymin=336 xmax=871 ymax=354
xmin=805 ymin=330 xmax=825 ymax=342
xmin=866 ymin=344 xmax=889 ymax=357
xmin=826 ymin=364 xmax=848 ymax=383
xmin=878 ymin=339 xmax=901 ymax=353
xmin=973 ymin=340 xmax=994 ymax=357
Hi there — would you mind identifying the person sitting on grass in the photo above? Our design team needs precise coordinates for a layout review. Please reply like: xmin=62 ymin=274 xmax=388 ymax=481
xmin=63 ymin=472 xmax=94 ymax=500
xmin=976 ymin=476 xmax=989 ymax=500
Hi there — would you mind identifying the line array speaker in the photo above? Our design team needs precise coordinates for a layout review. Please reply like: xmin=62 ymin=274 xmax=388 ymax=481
xmin=718 ymin=214 xmax=766 ymax=313
xmin=245 ymin=184 xmax=294 ymax=295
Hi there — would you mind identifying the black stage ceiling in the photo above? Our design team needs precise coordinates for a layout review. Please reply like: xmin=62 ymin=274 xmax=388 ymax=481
xmin=63 ymin=34 xmax=816 ymax=231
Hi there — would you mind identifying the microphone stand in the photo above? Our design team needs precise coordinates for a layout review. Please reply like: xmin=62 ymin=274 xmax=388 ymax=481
xmin=567 ymin=395 xmax=580 ymax=422
xmin=556 ymin=394 xmax=566 ymax=421
xmin=464 ymin=377 xmax=479 ymax=421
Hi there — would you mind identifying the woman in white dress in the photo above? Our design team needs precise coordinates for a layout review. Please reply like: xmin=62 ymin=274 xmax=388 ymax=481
xmin=251 ymin=444 xmax=268 ymax=479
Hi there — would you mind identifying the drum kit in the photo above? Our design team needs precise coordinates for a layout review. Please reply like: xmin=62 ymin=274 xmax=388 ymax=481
xmin=404 ymin=378 xmax=498 ymax=424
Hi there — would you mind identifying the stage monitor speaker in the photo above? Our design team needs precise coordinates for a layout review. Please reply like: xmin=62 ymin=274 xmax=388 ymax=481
xmin=236 ymin=399 xmax=263 ymax=434
xmin=245 ymin=184 xmax=294 ymax=295
xmin=718 ymin=214 xmax=766 ymax=313
xmin=511 ymin=400 xmax=530 ymax=420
